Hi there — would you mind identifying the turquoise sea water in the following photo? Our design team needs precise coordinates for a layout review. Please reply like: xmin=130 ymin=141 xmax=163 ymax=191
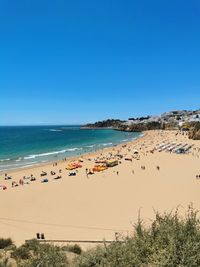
xmin=0 ymin=126 xmax=141 ymax=171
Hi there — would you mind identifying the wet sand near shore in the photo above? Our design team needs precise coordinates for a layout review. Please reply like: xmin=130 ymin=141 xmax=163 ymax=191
xmin=0 ymin=130 xmax=200 ymax=247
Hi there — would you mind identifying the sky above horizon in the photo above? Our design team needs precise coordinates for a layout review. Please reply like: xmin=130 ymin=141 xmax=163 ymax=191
xmin=0 ymin=0 xmax=200 ymax=125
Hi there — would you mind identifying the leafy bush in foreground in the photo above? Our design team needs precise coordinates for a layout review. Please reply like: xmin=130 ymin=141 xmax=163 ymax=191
xmin=0 ymin=258 xmax=12 ymax=267
xmin=0 ymin=239 xmax=13 ymax=250
xmin=75 ymin=205 xmax=200 ymax=267
xmin=11 ymin=239 xmax=68 ymax=267
xmin=1 ymin=205 xmax=200 ymax=266
xmin=62 ymin=244 xmax=82 ymax=255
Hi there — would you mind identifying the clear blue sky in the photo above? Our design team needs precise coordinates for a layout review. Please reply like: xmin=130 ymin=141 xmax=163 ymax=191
xmin=0 ymin=0 xmax=200 ymax=125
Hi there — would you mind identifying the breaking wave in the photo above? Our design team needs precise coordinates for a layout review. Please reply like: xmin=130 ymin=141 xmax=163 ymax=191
xmin=102 ymin=143 xmax=113 ymax=146
xmin=49 ymin=129 xmax=63 ymax=132
xmin=0 ymin=158 xmax=10 ymax=162
xmin=23 ymin=148 xmax=82 ymax=160
xmin=85 ymin=145 xmax=96 ymax=148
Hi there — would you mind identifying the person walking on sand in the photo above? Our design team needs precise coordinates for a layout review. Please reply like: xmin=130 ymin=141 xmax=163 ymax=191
xmin=85 ymin=168 xmax=89 ymax=178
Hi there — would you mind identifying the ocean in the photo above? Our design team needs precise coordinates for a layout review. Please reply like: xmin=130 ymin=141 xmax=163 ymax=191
xmin=0 ymin=126 xmax=141 ymax=171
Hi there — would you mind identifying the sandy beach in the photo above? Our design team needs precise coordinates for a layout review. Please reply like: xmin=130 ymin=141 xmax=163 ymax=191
xmin=0 ymin=130 xmax=200 ymax=247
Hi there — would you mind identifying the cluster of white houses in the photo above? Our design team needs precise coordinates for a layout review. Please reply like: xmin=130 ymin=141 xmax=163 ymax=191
xmin=124 ymin=109 xmax=200 ymax=129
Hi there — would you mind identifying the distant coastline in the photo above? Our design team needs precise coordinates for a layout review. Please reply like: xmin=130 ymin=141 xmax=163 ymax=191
xmin=81 ymin=126 xmax=114 ymax=130
xmin=83 ymin=109 xmax=200 ymax=138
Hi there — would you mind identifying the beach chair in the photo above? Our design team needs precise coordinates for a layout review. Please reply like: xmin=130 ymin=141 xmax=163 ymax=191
xmin=41 ymin=178 xmax=48 ymax=183
xmin=54 ymin=175 xmax=62 ymax=179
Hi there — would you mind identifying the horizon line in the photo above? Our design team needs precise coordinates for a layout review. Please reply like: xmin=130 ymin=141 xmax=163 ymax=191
xmin=0 ymin=124 xmax=85 ymax=127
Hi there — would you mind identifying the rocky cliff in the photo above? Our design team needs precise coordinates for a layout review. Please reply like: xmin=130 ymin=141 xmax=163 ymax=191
xmin=117 ymin=121 xmax=163 ymax=132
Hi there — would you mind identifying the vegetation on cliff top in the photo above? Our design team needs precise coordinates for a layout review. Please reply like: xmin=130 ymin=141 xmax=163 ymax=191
xmin=84 ymin=119 xmax=125 ymax=128
xmin=83 ymin=110 xmax=200 ymax=140
xmin=75 ymin=205 xmax=200 ymax=267
xmin=117 ymin=121 xmax=163 ymax=132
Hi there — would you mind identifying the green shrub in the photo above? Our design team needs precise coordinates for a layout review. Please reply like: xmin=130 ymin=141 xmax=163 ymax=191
xmin=75 ymin=205 xmax=200 ymax=267
xmin=0 ymin=239 xmax=13 ymax=250
xmin=62 ymin=244 xmax=82 ymax=255
xmin=11 ymin=239 xmax=69 ymax=267
xmin=0 ymin=258 xmax=13 ymax=267
xmin=3 ymin=205 xmax=200 ymax=266
xmin=11 ymin=245 xmax=31 ymax=260
xmin=74 ymin=246 xmax=108 ymax=267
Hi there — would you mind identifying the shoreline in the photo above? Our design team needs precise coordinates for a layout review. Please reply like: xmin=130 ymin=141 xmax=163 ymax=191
xmin=0 ymin=132 xmax=144 ymax=175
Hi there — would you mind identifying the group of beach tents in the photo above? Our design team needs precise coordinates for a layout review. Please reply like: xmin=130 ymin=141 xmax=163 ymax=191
xmin=65 ymin=159 xmax=119 ymax=173
xmin=93 ymin=160 xmax=118 ymax=172
xmin=66 ymin=162 xmax=82 ymax=170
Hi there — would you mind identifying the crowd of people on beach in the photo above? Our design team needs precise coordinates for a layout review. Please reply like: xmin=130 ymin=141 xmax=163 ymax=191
xmin=1 ymin=130 xmax=200 ymax=191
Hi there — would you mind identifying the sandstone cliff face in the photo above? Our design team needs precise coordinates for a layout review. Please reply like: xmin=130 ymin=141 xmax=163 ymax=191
xmin=84 ymin=117 xmax=200 ymax=139
xmin=117 ymin=121 xmax=162 ymax=132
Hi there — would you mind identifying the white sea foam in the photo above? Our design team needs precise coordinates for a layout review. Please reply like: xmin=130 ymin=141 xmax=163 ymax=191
xmin=85 ymin=145 xmax=96 ymax=148
xmin=24 ymin=150 xmax=67 ymax=159
xmin=24 ymin=155 xmax=37 ymax=160
xmin=15 ymin=157 xmax=22 ymax=162
xmin=66 ymin=148 xmax=82 ymax=151
xmin=0 ymin=163 xmax=18 ymax=168
xmin=18 ymin=163 xmax=38 ymax=169
xmin=102 ymin=143 xmax=113 ymax=146
xmin=0 ymin=158 xmax=10 ymax=162
xmin=0 ymin=161 xmax=37 ymax=168
xmin=0 ymin=161 xmax=41 ymax=172
xmin=23 ymin=147 xmax=82 ymax=160
xmin=120 ymin=139 xmax=129 ymax=142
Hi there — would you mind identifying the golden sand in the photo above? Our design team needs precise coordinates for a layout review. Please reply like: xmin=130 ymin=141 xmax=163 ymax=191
xmin=0 ymin=130 xmax=200 ymax=246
